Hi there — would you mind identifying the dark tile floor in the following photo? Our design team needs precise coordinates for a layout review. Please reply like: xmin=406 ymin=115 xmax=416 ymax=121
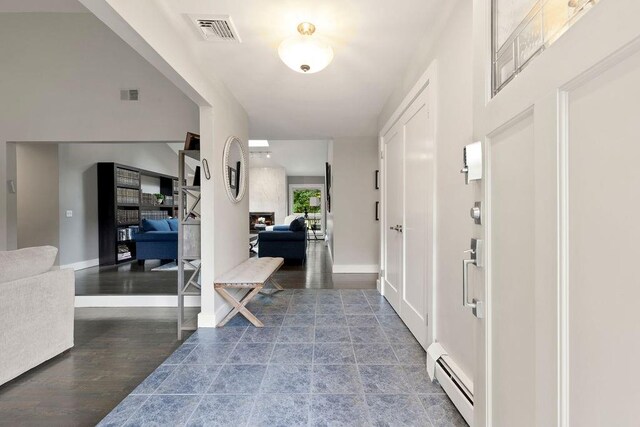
xmin=99 ymin=290 xmax=468 ymax=427
xmin=76 ymin=242 xmax=377 ymax=295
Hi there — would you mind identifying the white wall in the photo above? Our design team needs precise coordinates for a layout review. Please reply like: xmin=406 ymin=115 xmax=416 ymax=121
xmin=326 ymin=141 xmax=335 ymax=260
xmin=378 ymin=0 xmax=476 ymax=377
xmin=201 ymin=105 xmax=249 ymax=328
xmin=330 ymin=137 xmax=380 ymax=273
xmin=0 ymin=12 xmax=199 ymax=251
xmin=16 ymin=144 xmax=60 ymax=264
xmin=249 ymin=168 xmax=287 ymax=224
xmin=57 ymin=142 xmax=181 ymax=267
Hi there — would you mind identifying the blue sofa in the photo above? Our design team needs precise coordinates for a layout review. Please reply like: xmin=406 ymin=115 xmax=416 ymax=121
xmin=134 ymin=219 xmax=178 ymax=265
xmin=258 ymin=217 xmax=307 ymax=263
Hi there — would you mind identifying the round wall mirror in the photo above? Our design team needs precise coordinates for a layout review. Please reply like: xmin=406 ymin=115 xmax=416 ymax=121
xmin=222 ymin=136 xmax=247 ymax=203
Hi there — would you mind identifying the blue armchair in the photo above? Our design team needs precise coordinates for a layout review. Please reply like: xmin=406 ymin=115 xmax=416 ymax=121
xmin=134 ymin=219 xmax=178 ymax=264
xmin=258 ymin=217 xmax=307 ymax=263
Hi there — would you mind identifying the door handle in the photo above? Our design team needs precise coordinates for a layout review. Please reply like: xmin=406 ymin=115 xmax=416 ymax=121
xmin=462 ymin=258 xmax=476 ymax=308
xmin=462 ymin=239 xmax=484 ymax=318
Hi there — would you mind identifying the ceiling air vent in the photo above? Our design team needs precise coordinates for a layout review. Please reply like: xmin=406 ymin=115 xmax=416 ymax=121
xmin=188 ymin=15 xmax=241 ymax=43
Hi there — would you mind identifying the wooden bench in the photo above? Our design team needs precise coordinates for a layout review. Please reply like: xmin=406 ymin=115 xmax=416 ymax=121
xmin=214 ymin=257 xmax=285 ymax=327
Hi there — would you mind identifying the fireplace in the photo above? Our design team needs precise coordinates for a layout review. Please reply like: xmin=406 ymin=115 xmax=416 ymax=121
xmin=250 ymin=212 xmax=275 ymax=232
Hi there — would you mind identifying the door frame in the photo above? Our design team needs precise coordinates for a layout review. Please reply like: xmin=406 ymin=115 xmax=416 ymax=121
xmin=472 ymin=0 xmax=640 ymax=425
xmin=379 ymin=61 xmax=438 ymax=348
xmin=288 ymin=183 xmax=325 ymax=236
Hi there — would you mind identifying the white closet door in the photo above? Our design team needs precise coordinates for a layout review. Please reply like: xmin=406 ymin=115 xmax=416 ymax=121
xmin=382 ymin=87 xmax=433 ymax=348
xmin=400 ymin=88 xmax=433 ymax=347
xmin=383 ymin=124 xmax=403 ymax=309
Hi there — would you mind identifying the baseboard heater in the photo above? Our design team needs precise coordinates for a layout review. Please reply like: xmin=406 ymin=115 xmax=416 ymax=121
xmin=428 ymin=343 xmax=474 ymax=426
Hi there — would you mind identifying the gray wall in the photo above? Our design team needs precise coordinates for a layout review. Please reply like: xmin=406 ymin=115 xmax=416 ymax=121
xmin=330 ymin=138 xmax=380 ymax=272
xmin=0 ymin=12 xmax=199 ymax=251
xmin=287 ymin=176 xmax=325 ymax=186
xmin=57 ymin=142 xmax=181 ymax=267
xmin=16 ymin=144 xmax=60 ymax=264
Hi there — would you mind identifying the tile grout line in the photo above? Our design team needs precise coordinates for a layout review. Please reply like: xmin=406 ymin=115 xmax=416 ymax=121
xmin=308 ymin=291 xmax=317 ymax=426
xmin=182 ymin=325 xmax=249 ymax=426
xmin=353 ymin=289 xmax=375 ymax=425
xmin=107 ymin=290 xmax=437 ymax=426
xmin=245 ymin=299 xmax=291 ymax=426
xmin=115 ymin=394 xmax=152 ymax=427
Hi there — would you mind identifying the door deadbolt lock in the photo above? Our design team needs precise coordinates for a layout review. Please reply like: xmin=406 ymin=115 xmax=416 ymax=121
xmin=470 ymin=202 xmax=482 ymax=225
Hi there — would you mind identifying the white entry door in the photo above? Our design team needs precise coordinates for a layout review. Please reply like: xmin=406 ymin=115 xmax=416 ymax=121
xmin=382 ymin=87 xmax=433 ymax=348
xmin=471 ymin=1 xmax=640 ymax=425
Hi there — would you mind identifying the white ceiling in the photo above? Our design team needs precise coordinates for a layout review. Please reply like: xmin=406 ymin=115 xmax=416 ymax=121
xmin=149 ymin=0 xmax=445 ymax=139
xmin=2 ymin=0 xmax=446 ymax=140
xmin=250 ymin=140 xmax=328 ymax=176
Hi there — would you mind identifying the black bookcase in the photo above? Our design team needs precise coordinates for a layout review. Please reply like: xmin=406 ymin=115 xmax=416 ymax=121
xmin=97 ymin=162 xmax=178 ymax=266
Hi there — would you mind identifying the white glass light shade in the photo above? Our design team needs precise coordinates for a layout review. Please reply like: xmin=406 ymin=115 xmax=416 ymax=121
xmin=309 ymin=196 xmax=320 ymax=207
xmin=278 ymin=33 xmax=334 ymax=74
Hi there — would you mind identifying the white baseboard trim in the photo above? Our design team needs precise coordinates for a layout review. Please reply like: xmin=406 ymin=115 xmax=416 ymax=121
xmin=332 ymin=264 xmax=380 ymax=274
xmin=198 ymin=288 xmax=248 ymax=328
xmin=197 ymin=312 xmax=218 ymax=328
xmin=436 ymin=361 xmax=474 ymax=426
xmin=75 ymin=295 xmax=201 ymax=307
xmin=61 ymin=258 xmax=100 ymax=271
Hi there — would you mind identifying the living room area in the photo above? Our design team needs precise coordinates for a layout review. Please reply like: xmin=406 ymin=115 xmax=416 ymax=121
xmin=248 ymin=139 xmax=327 ymax=261
xmin=1 ymin=8 xmax=204 ymax=302
xmin=9 ymin=140 xmax=201 ymax=294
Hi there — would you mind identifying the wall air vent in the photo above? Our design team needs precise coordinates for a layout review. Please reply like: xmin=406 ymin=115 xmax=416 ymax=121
xmin=120 ymin=89 xmax=139 ymax=101
xmin=188 ymin=15 xmax=241 ymax=42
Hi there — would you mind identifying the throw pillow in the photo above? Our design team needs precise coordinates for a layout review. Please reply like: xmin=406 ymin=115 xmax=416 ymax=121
xmin=141 ymin=218 xmax=171 ymax=232
xmin=167 ymin=218 xmax=179 ymax=231
xmin=289 ymin=217 xmax=306 ymax=232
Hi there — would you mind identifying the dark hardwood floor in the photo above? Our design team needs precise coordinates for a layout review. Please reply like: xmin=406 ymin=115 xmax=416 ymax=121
xmin=75 ymin=259 xmax=180 ymax=295
xmin=271 ymin=240 xmax=378 ymax=289
xmin=0 ymin=308 xmax=197 ymax=427
xmin=76 ymin=240 xmax=377 ymax=295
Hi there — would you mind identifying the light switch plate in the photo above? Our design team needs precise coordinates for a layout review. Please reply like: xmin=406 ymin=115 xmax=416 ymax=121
xmin=66 ymin=210 xmax=73 ymax=218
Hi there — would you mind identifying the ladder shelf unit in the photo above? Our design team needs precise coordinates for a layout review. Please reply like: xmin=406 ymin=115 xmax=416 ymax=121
xmin=177 ymin=150 xmax=201 ymax=339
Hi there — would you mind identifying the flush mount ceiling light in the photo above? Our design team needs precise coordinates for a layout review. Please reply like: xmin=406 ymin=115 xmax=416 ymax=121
xmin=278 ymin=22 xmax=334 ymax=74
